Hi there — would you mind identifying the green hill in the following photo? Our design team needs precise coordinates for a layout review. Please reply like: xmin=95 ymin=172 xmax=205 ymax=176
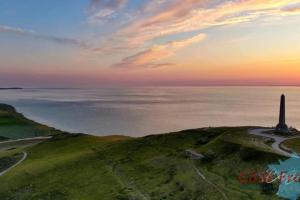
xmin=0 ymin=104 xmax=63 ymax=139
xmin=0 ymin=105 xmax=284 ymax=200
xmin=282 ymin=138 xmax=300 ymax=152
xmin=0 ymin=136 xmax=9 ymax=141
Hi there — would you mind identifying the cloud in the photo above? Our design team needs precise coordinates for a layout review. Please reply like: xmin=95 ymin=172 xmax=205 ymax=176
xmin=116 ymin=0 xmax=300 ymax=45
xmin=88 ymin=0 xmax=300 ymax=68
xmin=112 ymin=33 xmax=206 ymax=68
xmin=88 ymin=0 xmax=127 ymax=24
xmin=137 ymin=0 xmax=205 ymax=29
xmin=89 ymin=0 xmax=126 ymax=12
xmin=281 ymin=2 xmax=300 ymax=15
xmin=0 ymin=24 xmax=86 ymax=47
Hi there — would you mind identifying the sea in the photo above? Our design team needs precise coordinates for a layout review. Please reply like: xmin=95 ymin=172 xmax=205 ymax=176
xmin=0 ymin=87 xmax=299 ymax=136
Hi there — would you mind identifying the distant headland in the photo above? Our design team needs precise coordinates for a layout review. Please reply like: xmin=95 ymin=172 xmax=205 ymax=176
xmin=0 ymin=87 xmax=23 ymax=90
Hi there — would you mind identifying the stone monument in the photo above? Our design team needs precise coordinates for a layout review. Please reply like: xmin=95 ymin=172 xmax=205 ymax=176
xmin=275 ymin=94 xmax=289 ymax=133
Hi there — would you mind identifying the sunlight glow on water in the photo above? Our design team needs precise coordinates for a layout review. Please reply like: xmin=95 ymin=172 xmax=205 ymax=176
xmin=1 ymin=87 xmax=300 ymax=136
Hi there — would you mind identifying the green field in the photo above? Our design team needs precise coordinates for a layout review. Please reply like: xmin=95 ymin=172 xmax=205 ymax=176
xmin=283 ymin=138 xmax=300 ymax=152
xmin=0 ymin=104 xmax=285 ymax=200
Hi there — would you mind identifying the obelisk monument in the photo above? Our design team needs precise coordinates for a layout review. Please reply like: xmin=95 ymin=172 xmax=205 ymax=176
xmin=275 ymin=94 xmax=289 ymax=133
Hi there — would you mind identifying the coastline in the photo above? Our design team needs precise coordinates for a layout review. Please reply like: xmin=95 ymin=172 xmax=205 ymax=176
xmin=0 ymin=103 xmax=297 ymax=200
xmin=0 ymin=88 xmax=23 ymax=90
xmin=2 ymin=87 xmax=300 ymax=137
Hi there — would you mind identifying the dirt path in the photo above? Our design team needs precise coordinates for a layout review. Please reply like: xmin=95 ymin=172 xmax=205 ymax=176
xmin=113 ymin=167 xmax=149 ymax=200
xmin=193 ymin=165 xmax=229 ymax=200
xmin=0 ymin=152 xmax=27 ymax=177
xmin=248 ymin=128 xmax=300 ymax=157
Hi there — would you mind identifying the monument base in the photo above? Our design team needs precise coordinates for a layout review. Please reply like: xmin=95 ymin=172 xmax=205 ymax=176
xmin=275 ymin=123 xmax=289 ymax=134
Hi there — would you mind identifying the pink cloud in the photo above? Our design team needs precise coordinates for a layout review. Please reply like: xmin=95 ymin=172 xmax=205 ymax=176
xmin=89 ymin=0 xmax=300 ymax=68
xmin=112 ymin=33 xmax=206 ymax=68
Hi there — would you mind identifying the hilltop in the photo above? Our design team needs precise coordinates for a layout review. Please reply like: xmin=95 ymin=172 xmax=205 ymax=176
xmin=0 ymin=104 xmax=64 ymax=139
xmin=0 ymin=104 xmax=289 ymax=200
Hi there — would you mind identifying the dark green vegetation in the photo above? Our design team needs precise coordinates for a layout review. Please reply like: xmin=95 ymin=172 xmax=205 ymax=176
xmin=0 ymin=104 xmax=62 ymax=139
xmin=283 ymin=138 xmax=300 ymax=152
xmin=0 ymin=153 xmax=23 ymax=172
xmin=0 ymin=128 xmax=284 ymax=200
xmin=0 ymin=104 xmax=285 ymax=200
xmin=0 ymin=136 xmax=9 ymax=141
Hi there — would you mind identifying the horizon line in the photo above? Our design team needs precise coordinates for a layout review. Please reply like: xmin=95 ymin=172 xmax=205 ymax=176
xmin=3 ymin=85 xmax=300 ymax=89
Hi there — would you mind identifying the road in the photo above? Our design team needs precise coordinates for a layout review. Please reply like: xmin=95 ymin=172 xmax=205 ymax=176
xmin=191 ymin=128 xmax=300 ymax=199
xmin=248 ymin=128 xmax=300 ymax=157
xmin=0 ymin=136 xmax=52 ymax=177
xmin=0 ymin=152 xmax=27 ymax=177
xmin=0 ymin=136 xmax=52 ymax=145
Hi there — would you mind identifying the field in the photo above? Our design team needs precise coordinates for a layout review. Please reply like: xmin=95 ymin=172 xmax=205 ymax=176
xmin=0 ymin=104 xmax=285 ymax=200
xmin=282 ymin=138 xmax=300 ymax=152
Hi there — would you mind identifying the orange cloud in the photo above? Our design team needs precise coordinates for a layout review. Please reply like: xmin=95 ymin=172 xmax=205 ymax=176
xmin=280 ymin=2 xmax=300 ymax=15
xmin=117 ymin=0 xmax=300 ymax=46
xmin=90 ymin=0 xmax=300 ymax=68
xmin=112 ymin=33 xmax=206 ymax=68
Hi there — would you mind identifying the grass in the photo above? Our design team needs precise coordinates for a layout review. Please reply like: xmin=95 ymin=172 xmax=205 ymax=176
xmin=219 ymin=129 xmax=276 ymax=153
xmin=0 ymin=153 xmax=23 ymax=172
xmin=0 ymin=104 xmax=63 ymax=139
xmin=282 ymin=138 xmax=300 ymax=152
xmin=0 ymin=136 xmax=8 ymax=141
xmin=0 ymin=127 xmax=285 ymax=200
xmin=0 ymin=104 xmax=287 ymax=200
xmin=0 ymin=134 xmax=131 ymax=200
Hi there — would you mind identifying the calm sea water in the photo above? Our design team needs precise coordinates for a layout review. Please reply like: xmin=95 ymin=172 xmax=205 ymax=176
xmin=0 ymin=87 xmax=300 ymax=136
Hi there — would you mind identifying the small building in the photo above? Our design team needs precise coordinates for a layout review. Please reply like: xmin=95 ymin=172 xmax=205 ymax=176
xmin=185 ymin=149 xmax=204 ymax=160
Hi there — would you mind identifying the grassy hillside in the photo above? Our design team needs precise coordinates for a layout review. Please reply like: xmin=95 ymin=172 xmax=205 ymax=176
xmin=0 ymin=126 xmax=284 ymax=200
xmin=282 ymin=138 xmax=300 ymax=152
xmin=0 ymin=136 xmax=9 ymax=141
xmin=0 ymin=104 xmax=63 ymax=139
xmin=0 ymin=153 xmax=24 ymax=172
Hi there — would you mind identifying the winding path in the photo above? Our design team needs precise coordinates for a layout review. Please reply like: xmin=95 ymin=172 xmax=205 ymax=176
xmin=0 ymin=136 xmax=52 ymax=177
xmin=248 ymin=128 xmax=300 ymax=157
xmin=191 ymin=128 xmax=300 ymax=199
xmin=0 ymin=152 xmax=27 ymax=177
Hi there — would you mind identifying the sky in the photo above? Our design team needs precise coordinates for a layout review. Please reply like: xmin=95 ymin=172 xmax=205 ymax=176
xmin=1 ymin=0 xmax=300 ymax=87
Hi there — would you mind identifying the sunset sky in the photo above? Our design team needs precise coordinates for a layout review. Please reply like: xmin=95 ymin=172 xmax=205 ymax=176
xmin=1 ymin=0 xmax=300 ymax=87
